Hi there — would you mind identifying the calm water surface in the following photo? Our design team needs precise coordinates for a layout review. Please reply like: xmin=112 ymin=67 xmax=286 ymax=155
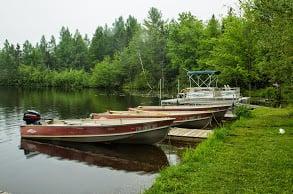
xmin=0 ymin=87 xmax=182 ymax=194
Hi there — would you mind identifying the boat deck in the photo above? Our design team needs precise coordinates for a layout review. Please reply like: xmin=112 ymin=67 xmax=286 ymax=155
xmin=167 ymin=127 xmax=213 ymax=142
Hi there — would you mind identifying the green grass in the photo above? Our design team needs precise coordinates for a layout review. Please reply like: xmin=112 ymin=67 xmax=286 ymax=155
xmin=145 ymin=107 xmax=293 ymax=193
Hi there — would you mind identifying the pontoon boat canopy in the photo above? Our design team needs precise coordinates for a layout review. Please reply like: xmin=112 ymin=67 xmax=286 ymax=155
xmin=187 ymin=70 xmax=220 ymax=76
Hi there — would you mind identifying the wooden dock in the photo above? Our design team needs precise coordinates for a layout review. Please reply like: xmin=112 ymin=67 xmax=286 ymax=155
xmin=167 ymin=127 xmax=213 ymax=143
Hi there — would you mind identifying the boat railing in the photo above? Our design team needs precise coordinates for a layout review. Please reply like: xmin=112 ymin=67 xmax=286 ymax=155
xmin=183 ymin=87 xmax=240 ymax=95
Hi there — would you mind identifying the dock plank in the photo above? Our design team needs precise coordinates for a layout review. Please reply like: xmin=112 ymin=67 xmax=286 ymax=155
xmin=167 ymin=127 xmax=213 ymax=142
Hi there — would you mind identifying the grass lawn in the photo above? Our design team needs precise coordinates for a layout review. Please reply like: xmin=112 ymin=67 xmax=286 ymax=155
xmin=145 ymin=107 xmax=293 ymax=193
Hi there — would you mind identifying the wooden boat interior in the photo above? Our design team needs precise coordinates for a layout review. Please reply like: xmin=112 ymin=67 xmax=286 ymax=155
xmin=40 ymin=118 xmax=173 ymax=126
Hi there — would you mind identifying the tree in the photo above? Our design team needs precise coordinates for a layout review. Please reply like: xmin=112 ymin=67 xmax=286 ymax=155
xmin=206 ymin=14 xmax=221 ymax=38
xmin=38 ymin=35 xmax=51 ymax=69
xmin=55 ymin=27 xmax=75 ymax=69
xmin=91 ymin=57 xmax=122 ymax=88
xmin=112 ymin=16 xmax=127 ymax=52
xmin=198 ymin=14 xmax=221 ymax=67
xmin=143 ymin=7 xmax=168 ymax=85
xmin=0 ymin=40 xmax=20 ymax=85
xmin=125 ymin=15 xmax=140 ymax=44
xmin=72 ymin=30 xmax=90 ymax=71
xmin=119 ymin=7 xmax=168 ymax=89
xmin=208 ymin=12 xmax=256 ymax=88
xmin=48 ymin=35 xmax=57 ymax=70
xmin=89 ymin=25 xmax=113 ymax=63
xmin=167 ymin=12 xmax=205 ymax=84
xmin=242 ymin=0 xmax=293 ymax=85
xmin=22 ymin=40 xmax=34 ymax=66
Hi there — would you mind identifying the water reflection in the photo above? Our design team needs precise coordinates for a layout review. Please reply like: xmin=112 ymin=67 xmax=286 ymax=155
xmin=20 ymin=139 xmax=169 ymax=174
xmin=0 ymin=87 xmax=158 ymax=119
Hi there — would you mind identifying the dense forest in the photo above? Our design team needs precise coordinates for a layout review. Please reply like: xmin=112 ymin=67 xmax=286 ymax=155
xmin=0 ymin=0 xmax=292 ymax=91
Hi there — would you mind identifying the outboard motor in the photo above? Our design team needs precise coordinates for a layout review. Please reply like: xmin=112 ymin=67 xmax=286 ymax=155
xmin=23 ymin=110 xmax=41 ymax=125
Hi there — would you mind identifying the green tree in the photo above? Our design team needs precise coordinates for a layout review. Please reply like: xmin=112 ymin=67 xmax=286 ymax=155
xmin=125 ymin=15 xmax=140 ymax=44
xmin=206 ymin=14 xmax=221 ymax=38
xmin=22 ymin=40 xmax=34 ymax=66
xmin=167 ymin=12 xmax=205 ymax=84
xmin=0 ymin=40 xmax=20 ymax=85
xmin=48 ymin=35 xmax=57 ymax=70
xmin=209 ymin=12 xmax=256 ymax=88
xmin=55 ymin=27 xmax=75 ymax=69
xmin=119 ymin=8 xmax=168 ymax=89
xmin=89 ymin=26 xmax=113 ymax=63
xmin=198 ymin=14 xmax=221 ymax=67
xmin=243 ymin=0 xmax=293 ymax=86
xmin=112 ymin=16 xmax=127 ymax=52
xmin=91 ymin=57 xmax=122 ymax=88
xmin=72 ymin=30 xmax=90 ymax=71
xmin=143 ymin=7 xmax=168 ymax=86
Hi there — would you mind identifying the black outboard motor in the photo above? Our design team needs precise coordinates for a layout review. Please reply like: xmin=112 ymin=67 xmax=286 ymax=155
xmin=23 ymin=110 xmax=41 ymax=125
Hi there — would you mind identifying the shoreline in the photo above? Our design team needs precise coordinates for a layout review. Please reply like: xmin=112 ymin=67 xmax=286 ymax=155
xmin=145 ymin=107 xmax=293 ymax=193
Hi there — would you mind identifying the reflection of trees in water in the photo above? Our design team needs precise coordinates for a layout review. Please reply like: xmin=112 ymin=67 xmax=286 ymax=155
xmin=0 ymin=87 xmax=157 ymax=119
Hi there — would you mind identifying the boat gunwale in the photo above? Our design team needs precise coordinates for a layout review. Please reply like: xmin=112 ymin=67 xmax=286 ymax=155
xmin=173 ymin=116 xmax=211 ymax=124
xmin=20 ymin=117 xmax=175 ymax=128
xmin=94 ymin=110 xmax=212 ymax=117
xmin=21 ymin=125 xmax=170 ymax=138
xmin=133 ymin=105 xmax=231 ymax=110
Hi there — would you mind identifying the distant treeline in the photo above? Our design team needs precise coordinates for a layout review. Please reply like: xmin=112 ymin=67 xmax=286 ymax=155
xmin=0 ymin=0 xmax=292 ymax=90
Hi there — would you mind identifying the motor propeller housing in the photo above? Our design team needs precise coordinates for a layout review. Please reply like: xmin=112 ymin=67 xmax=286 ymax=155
xmin=23 ymin=110 xmax=41 ymax=125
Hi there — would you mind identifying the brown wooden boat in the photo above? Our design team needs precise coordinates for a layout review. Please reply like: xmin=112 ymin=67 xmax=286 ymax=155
xmin=91 ymin=110 xmax=212 ymax=129
xmin=130 ymin=104 xmax=231 ymax=121
xmin=20 ymin=117 xmax=175 ymax=144
xmin=20 ymin=139 xmax=169 ymax=173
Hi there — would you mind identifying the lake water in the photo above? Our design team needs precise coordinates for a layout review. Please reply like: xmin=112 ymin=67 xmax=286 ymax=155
xmin=0 ymin=87 xmax=182 ymax=194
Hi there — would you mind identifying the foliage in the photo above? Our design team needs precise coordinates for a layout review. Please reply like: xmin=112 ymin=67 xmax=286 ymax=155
xmin=0 ymin=40 xmax=21 ymax=85
xmin=243 ymin=0 xmax=293 ymax=85
xmin=142 ymin=7 xmax=168 ymax=86
xmin=167 ymin=12 xmax=205 ymax=86
xmin=18 ymin=64 xmax=90 ymax=88
xmin=233 ymin=105 xmax=252 ymax=118
xmin=125 ymin=70 xmax=153 ymax=90
xmin=91 ymin=57 xmax=123 ymax=88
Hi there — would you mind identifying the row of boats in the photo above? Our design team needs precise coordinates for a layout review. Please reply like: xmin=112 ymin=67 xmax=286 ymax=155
xmin=20 ymin=104 xmax=231 ymax=145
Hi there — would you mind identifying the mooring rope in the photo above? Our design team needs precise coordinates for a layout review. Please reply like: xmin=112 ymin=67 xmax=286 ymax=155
xmin=212 ymin=111 xmax=223 ymax=127
xmin=199 ymin=116 xmax=212 ymax=129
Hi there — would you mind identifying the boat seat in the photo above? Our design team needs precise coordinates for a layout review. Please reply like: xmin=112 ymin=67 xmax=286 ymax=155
xmin=46 ymin=119 xmax=54 ymax=124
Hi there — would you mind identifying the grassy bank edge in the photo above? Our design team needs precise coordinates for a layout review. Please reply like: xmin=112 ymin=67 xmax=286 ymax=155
xmin=145 ymin=106 xmax=293 ymax=193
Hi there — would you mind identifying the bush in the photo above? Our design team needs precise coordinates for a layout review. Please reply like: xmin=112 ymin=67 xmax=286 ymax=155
xmin=90 ymin=58 xmax=123 ymax=88
xmin=233 ymin=105 xmax=252 ymax=118
xmin=18 ymin=64 xmax=90 ymax=88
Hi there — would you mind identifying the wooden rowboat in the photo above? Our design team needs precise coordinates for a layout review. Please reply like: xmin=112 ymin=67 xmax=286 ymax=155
xmin=91 ymin=110 xmax=212 ymax=129
xmin=130 ymin=104 xmax=231 ymax=121
xmin=20 ymin=118 xmax=175 ymax=144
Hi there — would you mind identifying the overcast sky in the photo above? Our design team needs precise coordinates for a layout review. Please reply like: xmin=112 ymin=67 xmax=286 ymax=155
xmin=0 ymin=0 xmax=238 ymax=45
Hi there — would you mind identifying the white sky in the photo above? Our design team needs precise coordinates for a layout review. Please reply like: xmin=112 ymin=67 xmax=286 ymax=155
xmin=0 ymin=0 xmax=238 ymax=45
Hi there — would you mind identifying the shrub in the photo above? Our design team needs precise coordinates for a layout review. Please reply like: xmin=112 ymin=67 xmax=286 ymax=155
xmin=233 ymin=105 xmax=252 ymax=118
